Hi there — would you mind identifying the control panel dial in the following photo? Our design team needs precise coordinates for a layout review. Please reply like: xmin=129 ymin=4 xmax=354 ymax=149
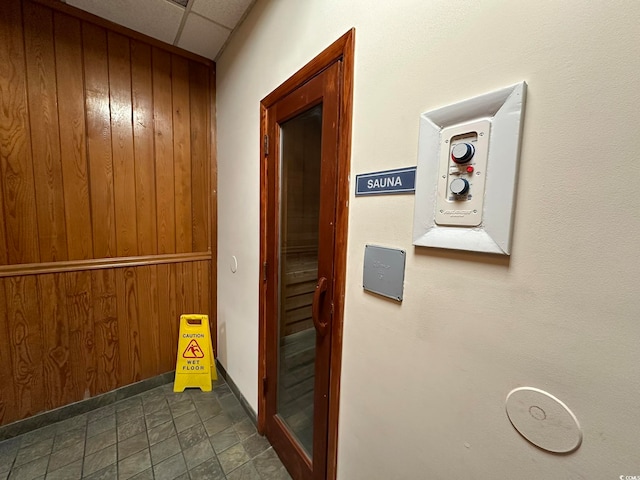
xmin=451 ymin=142 xmax=475 ymax=164
xmin=450 ymin=178 xmax=469 ymax=195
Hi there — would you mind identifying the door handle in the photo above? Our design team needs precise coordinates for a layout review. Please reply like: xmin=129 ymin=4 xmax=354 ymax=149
xmin=312 ymin=276 xmax=329 ymax=336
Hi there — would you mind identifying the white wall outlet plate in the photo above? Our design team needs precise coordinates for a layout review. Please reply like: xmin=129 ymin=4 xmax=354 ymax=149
xmin=413 ymin=82 xmax=527 ymax=255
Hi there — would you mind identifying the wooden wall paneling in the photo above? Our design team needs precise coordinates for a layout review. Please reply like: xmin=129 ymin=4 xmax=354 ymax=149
xmin=152 ymin=48 xmax=176 ymax=255
xmin=38 ymin=273 xmax=71 ymax=410
xmin=0 ymin=280 xmax=17 ymax=425
xmin=6 ymin=276 xmax=44 ymax=419
xmin=169 ymin=263 xmax=180 ymax=360
xmin=192 ymin=260 xmax=208 ymax=315
xmin=189 ymin=62 xmax=209 ymax=252
xmin=0 ymin=1 xmax=40 ymax=265
xmin=54 ymin=12 xmax=93 ymax=261
xmin=172 ymin=55 xmax=193 ymax=254
xmin=178 ymin=261 xmax=194 ymax=315
xmin=23 ymin=2 xmax=69 ymax=263
xmin=131 ymin=40 xmax=158 ymax=256
xmin=64 ymin=271 xmax=96 ymax=397
xmin=83 ymin=23 xmax=117 ymax=259
xmin=116 ymin=267 xmax=141 ymax=385
xmin=91 ymin=268 xmax=119 ymax=394
xmin=148 ymin=265 xmax=161 ymax=375
xmin=136 ymin=265 xmax=159 ymax=378
xmin=157 ymin=263 xmax=178 ymax=372
xmin=108 ymin=32 xmax=138 ymax=258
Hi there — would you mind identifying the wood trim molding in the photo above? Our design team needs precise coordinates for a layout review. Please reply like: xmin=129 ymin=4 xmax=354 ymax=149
xmin=0 ymin=252 xmax=212 ymax=278
xmin=28 ymin=0 xmax=214 ymax=66
xmin=327 ymin=28 xmax=355 ymax=480
xmin=258 ymin=28 xmax=355 ymax=480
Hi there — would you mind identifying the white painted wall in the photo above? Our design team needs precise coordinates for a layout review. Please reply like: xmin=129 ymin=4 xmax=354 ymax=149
xmin=216 ymin=0 xmax=640 ymax=478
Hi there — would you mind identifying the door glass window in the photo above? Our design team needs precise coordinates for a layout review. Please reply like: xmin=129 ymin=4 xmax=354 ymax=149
xmin=276 ymin=103 xmax=323 ymax=457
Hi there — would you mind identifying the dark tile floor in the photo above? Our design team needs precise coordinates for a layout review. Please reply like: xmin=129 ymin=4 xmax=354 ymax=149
xmin=0 ymin=377 xmax=291 ymax=480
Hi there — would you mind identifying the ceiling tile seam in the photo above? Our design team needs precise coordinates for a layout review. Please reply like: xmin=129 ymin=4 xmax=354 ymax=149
xmin=214 ymin=0 xmax=258 ymax=62
xmin=174 ymin=0 xmax=195 ymax=46
xmin=189 ymin=11 xmax=234 ymax=32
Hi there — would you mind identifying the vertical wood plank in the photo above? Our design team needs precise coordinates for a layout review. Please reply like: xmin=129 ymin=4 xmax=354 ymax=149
xmin=136 ymin=265 xmax=157 ymax=378
xmin=172 ymin=55 xmax=192 ymax=253
xmin=0 ymin=1 xmax=40 ymax=265
xmin=178 ymin=261 xmax=194 ymax=315
xmin=131 ymin=40 xmax=157 ymax=256
xmin=38 ymin=274 xmax=71 ymax=410
xmin=108 ymin=32 xmax=138 ymax=257
xmin=116 ymin=267 xmax=141 ymax=384
xmin=65 ymin=271 xmax=95 ymax=399
xmin=169 ymin=263 xmax=180 ymax=362
xmin=0 ymin=279 xmax=17 ymax=425
xmin=156 ymin=263 xmax=176 ymax=373
xmin=23 ymin=2 xmax=68 ymax=263
xmin=54 ymin=12 xmax=93 ymax=261
xmin=83 ymin=22 xmax=116 ymax=258
xmin=192 ymin=260 xmax=208 ymax=315
xmin=6 ymin=276 xmax=43 ymax=419
xmin=152 ymin=48 xmax=175 ymax=254
xmin=91 ymin=269 xmax=119 ymax=394
xmin=189 ymin=62 xmax=209 ymax=252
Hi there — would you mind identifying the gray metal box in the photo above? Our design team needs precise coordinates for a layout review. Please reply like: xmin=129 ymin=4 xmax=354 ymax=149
xmin=363 ymin=245 xmax=406 ymax=302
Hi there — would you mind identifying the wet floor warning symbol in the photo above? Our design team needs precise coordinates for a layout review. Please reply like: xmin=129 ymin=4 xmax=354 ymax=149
xmin=183 ymin=339 xmax=205 ymax=358
xmin=173 ymin=314 xmax=217 ymax=392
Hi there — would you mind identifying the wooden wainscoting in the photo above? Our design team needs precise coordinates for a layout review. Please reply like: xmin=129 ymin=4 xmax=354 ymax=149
xmin=0 ymin=260 xmax=210 ymax=426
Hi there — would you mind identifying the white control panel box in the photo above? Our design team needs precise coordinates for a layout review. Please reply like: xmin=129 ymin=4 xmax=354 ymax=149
xmin=435 ymin=119 xmax=490 ymax=227
xmin=413 ymin=82 xmax=527 ymax=255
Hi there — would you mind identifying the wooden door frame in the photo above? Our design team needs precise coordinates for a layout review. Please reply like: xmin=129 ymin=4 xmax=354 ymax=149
xmin=258 ymin=29 xmax=354 ymax=480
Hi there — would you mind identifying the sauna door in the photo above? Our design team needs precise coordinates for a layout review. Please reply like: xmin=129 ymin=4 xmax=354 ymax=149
xmin=261 ymin=62 xmax=340 ymax=480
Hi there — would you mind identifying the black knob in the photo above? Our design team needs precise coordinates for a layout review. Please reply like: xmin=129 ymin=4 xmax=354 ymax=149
xmin=451 ymin=143 xmax=475 ymax=164
xmin=450 ymin=178 xmax=469 ymax=195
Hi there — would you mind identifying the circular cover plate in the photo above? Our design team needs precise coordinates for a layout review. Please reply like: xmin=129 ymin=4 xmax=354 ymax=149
xmin=506 ymin=387 xmax=582 ymax=453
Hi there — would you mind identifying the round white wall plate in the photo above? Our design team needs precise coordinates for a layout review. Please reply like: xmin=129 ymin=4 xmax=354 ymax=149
xmin=505 ymin=387 xmax=582 ymax=453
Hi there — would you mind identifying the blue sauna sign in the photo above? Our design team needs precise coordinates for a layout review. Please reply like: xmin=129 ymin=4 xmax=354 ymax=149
xmin=355 ymin=167 xmax=417 ymax=196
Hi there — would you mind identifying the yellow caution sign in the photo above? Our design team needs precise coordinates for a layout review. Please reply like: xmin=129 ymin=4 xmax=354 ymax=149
xmin=174 ymin=314 xmax=217 ymax=392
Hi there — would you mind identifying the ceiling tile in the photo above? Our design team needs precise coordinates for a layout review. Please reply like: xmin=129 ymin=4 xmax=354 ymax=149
xmin=191 ymin=0 xmax=254 ymax=29
xmin=66 ymin=0 xmax=184 ymax=44
xmin=176 ymin=13 xmax=230 ymax=59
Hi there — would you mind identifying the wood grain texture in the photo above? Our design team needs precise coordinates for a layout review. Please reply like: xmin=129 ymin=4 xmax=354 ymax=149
xmin=189 ymin=62 xmax=209 ymax=252
xmin=6 ymin=276 xmax=43 ymax=419
xmin=0 ymin=283 xmax=17 ymax=424
xmin=38 ymin=274 xmax=71 ymax=410
xmin=0 ymin=0 xmax=40 ymax=265
xmin=23 ymin=2 xmax=68 ymax=263
xmin=153 ymin=48 xmax=176 ymax=255
xmin=136 ymin=265 xmax=158 ymax=378
xmin=54 ymin=12 xmax=94 ymax=261
xmin=116 ymin=267 xmax=141 ymax=385
xmin=172 ymin=55 xmax=193 ymax=254
xmin=157 ymin=263 xmax=177 ymax=372
xmin=83 ymin=22 xmax=117 ymax=259
xmin=131 ymin=40 xmax=158 ymax=256
xmin=91 ymin=268 xmax=119 ymax=394
xmin=169 ymin=263 xmax=181 ymax=361
xmin=108 ymin=32 xmax=138 ymax=258
xmin=65 ymin=271 xmax=95 ymax=399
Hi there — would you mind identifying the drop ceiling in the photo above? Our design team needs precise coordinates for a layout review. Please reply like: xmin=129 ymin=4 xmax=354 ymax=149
xmin=62 ymin=0 xmax=256 ymax=60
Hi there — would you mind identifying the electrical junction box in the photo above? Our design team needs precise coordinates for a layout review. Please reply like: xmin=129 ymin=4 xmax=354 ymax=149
xmin=413 ymin=82 xmax=527 ymax=255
